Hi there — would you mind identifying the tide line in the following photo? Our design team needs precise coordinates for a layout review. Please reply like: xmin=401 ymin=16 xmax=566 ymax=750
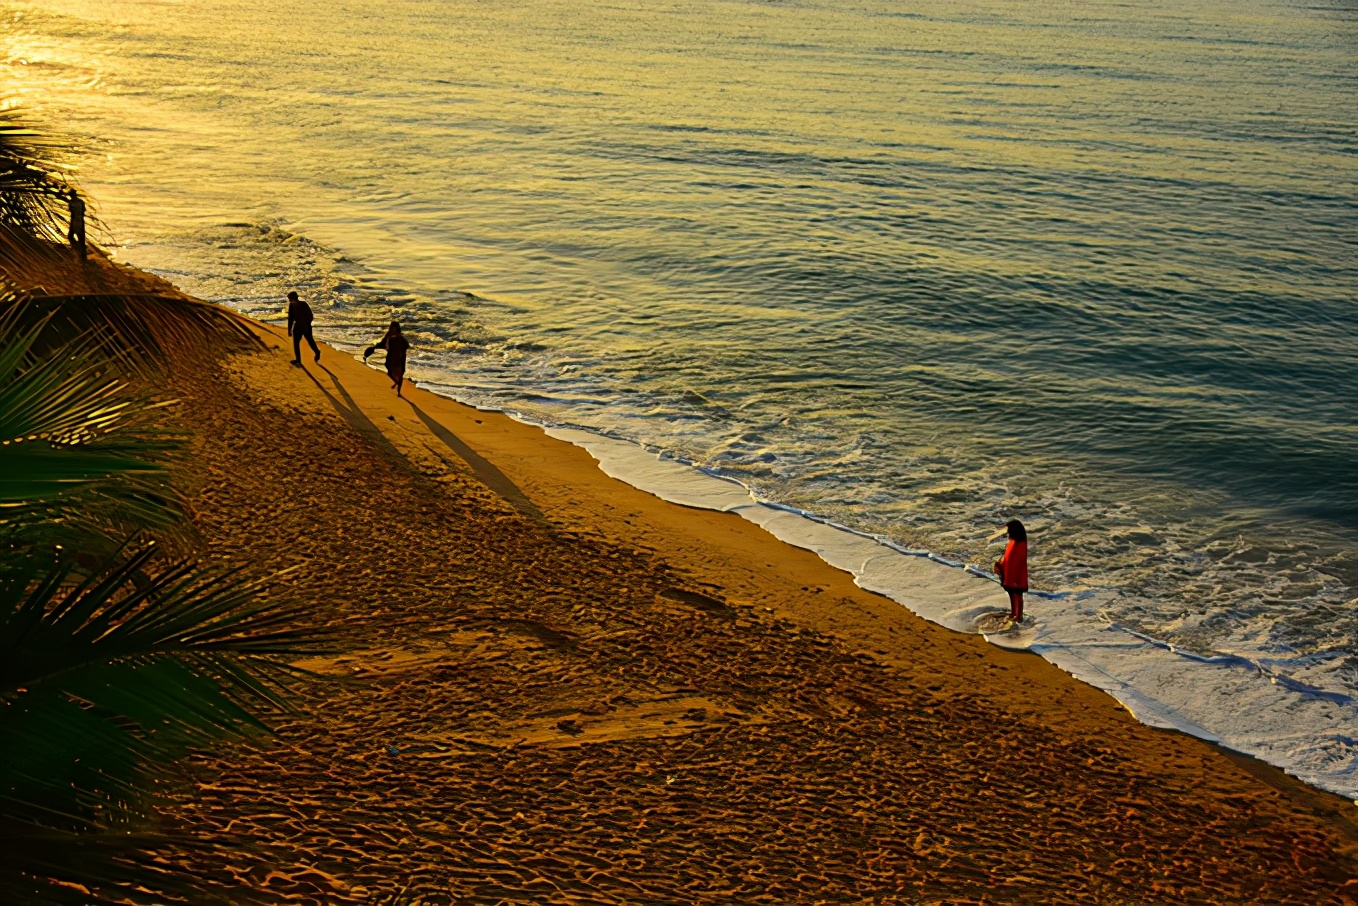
xmin=536 ymin=423 xmax=1358 ymax=801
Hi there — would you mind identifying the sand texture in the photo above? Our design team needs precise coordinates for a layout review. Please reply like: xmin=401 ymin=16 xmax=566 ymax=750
xmin=19 ymin=255 xmax=1358 ymax=903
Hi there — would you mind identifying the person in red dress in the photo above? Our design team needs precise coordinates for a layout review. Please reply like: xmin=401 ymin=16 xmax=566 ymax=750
xmin=364 ymin=321 xmax=411 ymax=397
xmin=993 ymin=519 xmax=1029 ymax=623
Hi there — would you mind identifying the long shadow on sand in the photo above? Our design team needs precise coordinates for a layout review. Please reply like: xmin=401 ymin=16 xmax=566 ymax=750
xmin=405 ymin=400 xmax=547 ymax=524
xmin=303 ymin=360 xmax=546 ymax=523
xmin=304 ymin=363 xmax=407 ymax=464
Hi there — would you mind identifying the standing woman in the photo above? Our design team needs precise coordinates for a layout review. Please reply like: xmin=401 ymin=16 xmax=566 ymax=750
xmin=364 ymin=321 xmax=411 ymax=397
xmin=993 ymin=519 xmax=1029 ymax=623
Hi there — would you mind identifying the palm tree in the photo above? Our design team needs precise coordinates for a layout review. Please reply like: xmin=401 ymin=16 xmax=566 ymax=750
xmin=1 ymin=108 xmax=325 ymax=902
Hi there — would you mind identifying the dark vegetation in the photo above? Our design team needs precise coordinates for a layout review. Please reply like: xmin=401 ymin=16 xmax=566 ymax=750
xmin=0 ymin=102 xmax=324 ymax=904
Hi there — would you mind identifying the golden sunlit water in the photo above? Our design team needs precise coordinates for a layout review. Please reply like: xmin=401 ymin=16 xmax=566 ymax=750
xmin=5 ymin=0 xmax=1356 ymax=793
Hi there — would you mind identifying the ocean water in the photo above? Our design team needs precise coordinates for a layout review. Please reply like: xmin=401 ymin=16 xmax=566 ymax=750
xmin=5 ymin=0 xmax=1356 ymax=795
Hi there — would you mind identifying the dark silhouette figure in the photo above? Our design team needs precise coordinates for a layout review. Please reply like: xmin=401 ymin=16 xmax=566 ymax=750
xmin=65 ymin=189 xmax=86 ymax=258
xmin=364 ymin=321 xmax=410 ymax=397
xmin=993 ymin=519 xmax=1029 ymax=623
xmin=286 ymin=290 xmax=320 ymax=365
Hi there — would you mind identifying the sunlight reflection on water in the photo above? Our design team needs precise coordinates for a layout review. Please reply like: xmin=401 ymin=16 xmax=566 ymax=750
xmin=6 ymin=0 xmax=1356 ymax=715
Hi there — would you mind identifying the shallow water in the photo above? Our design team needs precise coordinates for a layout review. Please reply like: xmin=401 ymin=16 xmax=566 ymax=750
xmin=5 ymin=0 xmax=1356 ymax=794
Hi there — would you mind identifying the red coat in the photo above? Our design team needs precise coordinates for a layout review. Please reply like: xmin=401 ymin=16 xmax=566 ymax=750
xmin=995 ymin=539 xmax=1028 ymax=592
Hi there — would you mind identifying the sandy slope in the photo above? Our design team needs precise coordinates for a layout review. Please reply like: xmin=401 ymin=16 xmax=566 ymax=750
xmin=17 ymin=252 xmax=1358 ymax=903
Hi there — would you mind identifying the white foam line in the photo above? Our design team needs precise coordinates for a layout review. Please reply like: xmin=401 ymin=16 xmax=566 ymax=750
xmin=533 ymin=424 xmax=1357 ymax=800
xmin=393 ymin=383 xmax=1358 ymax=801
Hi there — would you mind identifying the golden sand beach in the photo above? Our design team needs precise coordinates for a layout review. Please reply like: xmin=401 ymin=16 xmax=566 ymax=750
xmin=18 ymin=251 xmax=1358 ymax=903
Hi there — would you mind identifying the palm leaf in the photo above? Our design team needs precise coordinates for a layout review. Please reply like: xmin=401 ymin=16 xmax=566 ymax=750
xmin=0 ymin=545 xmax=326 ymax=709
xmin=0 ymin=543 xmax=329 ymax=901
xmin=0 ymin=104 xmax=71 ymax=243
xmin=0 ymin=311 xmax=146 ymax=444
xmin=1 ymin=290 xmax=259 ymax=369
xmin=0 ymin=825 xmax=250 ymax=905
xmin=0 ymin=101 xmax=84 ymax=277
xmin=0 ymin=300 xmax=185 ymax=542
xmin=0 ymin=446 xmax=171 ymax=503
xmin=0 ymin=540 xmax=331 ymax=901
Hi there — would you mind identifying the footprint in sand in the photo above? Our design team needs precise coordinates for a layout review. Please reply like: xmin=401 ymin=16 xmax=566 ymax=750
xmin=970 ymin=611 xmax=1037 ymax=650
xmin=972 ymin=611 xmax=1017 ymax=635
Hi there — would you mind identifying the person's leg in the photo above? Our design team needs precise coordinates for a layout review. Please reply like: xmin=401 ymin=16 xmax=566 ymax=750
xmin=1008 ymin=590 xmax=1024 ymax=622
xmin=304 ymin=326 xmax=320 ymax=361
xmin=395 ymin=374 xmax=404 ymax=397
xmin=291 ymin=330 xmax=303 ymax=364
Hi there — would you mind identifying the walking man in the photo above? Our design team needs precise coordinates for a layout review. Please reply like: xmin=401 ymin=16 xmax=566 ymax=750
xmin=65 ymin=189 xmax=86 ymax=258
xmin=286 ymin=290 xmax=321 ymax=365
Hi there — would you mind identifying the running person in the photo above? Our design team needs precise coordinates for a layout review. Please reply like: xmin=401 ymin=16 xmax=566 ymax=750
xmin=364 ymin=321 xmax=410 ymax=397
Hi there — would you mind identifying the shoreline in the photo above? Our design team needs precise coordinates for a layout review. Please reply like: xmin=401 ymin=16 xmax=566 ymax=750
xmin=17 ymin=250 xmax=1358 ymax=901
xmin=267 ymin=313 xmax=1358 ymax=804
xmin=239 ymin=315 xmax=1358 ymax=900
xmin=379 ymin=356 xmax=1358 ymax=802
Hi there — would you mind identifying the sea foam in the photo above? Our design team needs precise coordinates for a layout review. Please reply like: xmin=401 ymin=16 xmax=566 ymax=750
xmin=538 ymin=424 xmax=1357 ymax=800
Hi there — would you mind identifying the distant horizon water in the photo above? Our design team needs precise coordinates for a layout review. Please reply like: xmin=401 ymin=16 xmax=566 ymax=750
xmin=4 ymin=0 xmax=1356 ymax=796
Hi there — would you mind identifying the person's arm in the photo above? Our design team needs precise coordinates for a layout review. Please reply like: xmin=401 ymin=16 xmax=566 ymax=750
xmin=286 ymin=304 xmax=295 ymax=336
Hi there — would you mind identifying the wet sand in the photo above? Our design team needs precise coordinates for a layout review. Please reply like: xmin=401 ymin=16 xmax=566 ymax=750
xmin=22 ymin=252 xmax=1358 ymax=903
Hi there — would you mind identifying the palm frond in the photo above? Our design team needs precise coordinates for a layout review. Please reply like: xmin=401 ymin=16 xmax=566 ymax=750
xmin=0 ymin=542 xmax=328 ymax=905
xmin=0 ymin=545 xmax=327 ymax=701
xmin=0 ymin=310 xmax=145 ymax=442
xmin=0 ymin=479 xmax=188 ymax=556
xmin=0 ymin=300 xmax=185 ymax=541
xmin=0 ymin=544 xmax=329 ymax=828
xmin=0 ymin=101 xmax=84 ymax=276
xmin=0 ymin=104 xmax=71 ymax=244
xmin=3 ymin=290 xmax=260 ymax=368
xmin=1 ymin=680 xmax=152 ymax=831
xmin=0 ymin=824 xmax=252 ymax=905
